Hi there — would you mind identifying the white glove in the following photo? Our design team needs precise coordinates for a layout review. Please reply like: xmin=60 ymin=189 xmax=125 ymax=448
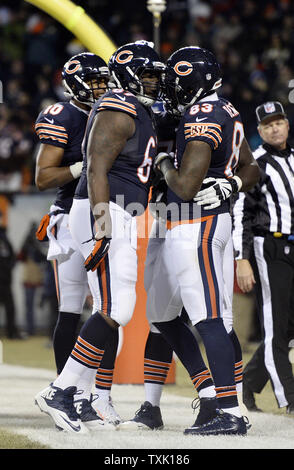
xmin=194 ymin=176 xmax=242 ymax=210
xmin=153 ymin=152 xmax=174 ymax=172
xmin=69 ymin=161 xmax=83 ymax=179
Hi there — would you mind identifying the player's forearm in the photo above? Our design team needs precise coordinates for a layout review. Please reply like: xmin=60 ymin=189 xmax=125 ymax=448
xmin=235 ymin=162 xmax=260 ymax=192
xmin=35 ymin=166 xmax=74 ymax=190
xmin=87 ymin=170 xmax=112 ymax=238
xmin=161 ymin=159 xmax=201 ymax=201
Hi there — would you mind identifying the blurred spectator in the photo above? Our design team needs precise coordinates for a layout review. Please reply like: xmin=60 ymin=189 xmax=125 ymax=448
xmin=17 ymin=221 xmax=46 ymax=336
xmin=0 ymin=0 xmax=294 ymax=178
xmin=0 ymin=210 xmax=21 ymax=338
xmin=0 ymin=113 xmax=35 ymax=193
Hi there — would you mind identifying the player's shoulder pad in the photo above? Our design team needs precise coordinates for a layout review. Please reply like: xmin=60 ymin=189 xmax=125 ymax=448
xmin=217 ymin=97 xmax=241 ymax=122
xmin=183 ymin=100 xmax=223 ymax=150
xmin=97 ymin=89 xmax=138 ymax=118
xmin=35 ymin=102 xmax=71 ymax=145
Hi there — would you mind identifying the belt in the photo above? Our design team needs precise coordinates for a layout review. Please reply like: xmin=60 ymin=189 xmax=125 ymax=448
xmin=271 ymin=232 xmax=294 ymax=241
xmin=254 ymin=230 xmax=294 ymax=241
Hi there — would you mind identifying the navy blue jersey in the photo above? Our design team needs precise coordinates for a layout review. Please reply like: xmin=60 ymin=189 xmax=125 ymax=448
xmin=167 ymin=95 xmax=245 ymax=221
xmin=75 ymin=89 xmax=158 ymax=216
xmin=153 ymin=109 xmax=178 ymax=153
xmin=35 ymin=101 xmax=89 ymax=212
xmin=150 ymin=109 xmax=179 ymax=201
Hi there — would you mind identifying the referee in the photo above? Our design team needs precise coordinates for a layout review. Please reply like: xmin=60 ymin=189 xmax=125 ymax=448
xmin=232 ymin=101 xmax=294 ymax=414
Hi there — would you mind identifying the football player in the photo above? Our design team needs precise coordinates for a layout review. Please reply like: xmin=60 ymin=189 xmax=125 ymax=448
xmin=34 ymin=41 xmax=166 ymax=433
xmin=34 ymin=53 xmax=121 ymax=429
xmin=120 ymin=97 xmax=245 ymax=430
xmin=142 ymin=46 xmax=259 ymax=436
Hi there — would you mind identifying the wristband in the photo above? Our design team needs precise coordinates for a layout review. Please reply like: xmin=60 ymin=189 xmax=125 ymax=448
xmin=69 ymin=161 xmax=83 ymax=179
xmin=231 ymin=175 xmax=242 ymax=192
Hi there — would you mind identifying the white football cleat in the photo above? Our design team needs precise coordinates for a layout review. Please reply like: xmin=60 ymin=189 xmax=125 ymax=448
xmin=35 ymin=383 xmax=88 ymax=433
xmin=92 ymin=394 xmax=122 ymax=426
xmin=74 ymin=395 xmax=116 ymax=430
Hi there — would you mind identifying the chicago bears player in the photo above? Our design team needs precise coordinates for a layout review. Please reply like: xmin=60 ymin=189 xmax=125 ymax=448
xmin=34 ymin=53 xmax=121 ymax=429
xmin=34 ymin=41 xmax=165 ymax=432
xmin=120 ymin=95 xmax=249 ymax=430
xmin=147 ymin=46 xmax=259 ymax=436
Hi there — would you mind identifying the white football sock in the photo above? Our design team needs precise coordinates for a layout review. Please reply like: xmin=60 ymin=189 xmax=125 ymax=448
xmin=198 ymin=385 xmax=216 ymax=398
xmin=144 ymin=383 xmax=163 ymax=407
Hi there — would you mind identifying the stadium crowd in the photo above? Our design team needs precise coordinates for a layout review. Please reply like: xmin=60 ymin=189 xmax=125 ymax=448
xmin=0 ymin=0 xmax=293 ymax=341
xmin=0 ymin=0 xmax=294 ymax=193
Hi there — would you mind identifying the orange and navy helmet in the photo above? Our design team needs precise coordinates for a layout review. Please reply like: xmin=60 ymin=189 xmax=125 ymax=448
xmin=163 ymin=47 xmax=222 ymax=112
xmin=108 ymin=41 xmax=165 ymax=107
xmin=62 ymin=52 xmax=110 ymax=105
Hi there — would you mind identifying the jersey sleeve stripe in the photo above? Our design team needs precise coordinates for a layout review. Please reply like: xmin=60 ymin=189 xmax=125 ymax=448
xmin=35 ymin=123 xmax=67 ymax=132
xmin=200 ymin=133 xmax=219 ymax=148
xmin=98 ymin=102 xmax=137 ymax=116
xmin=37 ymin=134 xmax=67 ymax=144
xmin=36 ymin=128 xmax=68 ymax=139
xmin=101 ymin=97 xmax=136 ymax=109
xmin=206 ymin=128 xmax=222 ymax=143
xmin=184 ymin=128 xmax=222 ymax=141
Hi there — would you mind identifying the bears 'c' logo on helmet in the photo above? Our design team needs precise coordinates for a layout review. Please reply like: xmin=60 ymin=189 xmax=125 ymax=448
xmin=116 ymin=50 xmax=134 ymax=64
xmin=173 ymin=61 xmax=193 ymax=76
xmin=64 ymin=60 xmax=81 ymax=74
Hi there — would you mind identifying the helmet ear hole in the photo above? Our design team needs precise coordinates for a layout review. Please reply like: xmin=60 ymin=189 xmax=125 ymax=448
xmin=108 ymin=42 xmax=165 ymax=106
xmin=164 ymin=46 xmax=221 ymax=110
xmin=62 ymin=52 xmax=109 ymax=105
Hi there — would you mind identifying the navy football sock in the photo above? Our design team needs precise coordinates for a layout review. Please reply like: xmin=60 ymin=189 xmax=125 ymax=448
xmin=195 ymin=318 xmax=238 ymax=408
xmin=52 ymin=311 xmax=81 ymax=374
xmin=95 ymin=327 xmax=119 ymax=391
xmin=229 ymin=328 xmax=243 ymax=388
xmin=79 ymin=311 xmax=115 ymax=350
xmin=145 ymin=331 xmax=173 ymax=363
xmin=153 ymin=317 xmax=208 ymax=376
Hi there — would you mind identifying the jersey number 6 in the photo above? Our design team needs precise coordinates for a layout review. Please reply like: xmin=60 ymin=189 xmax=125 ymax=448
xmin=137 ymin=136 xmax=156 ymax=184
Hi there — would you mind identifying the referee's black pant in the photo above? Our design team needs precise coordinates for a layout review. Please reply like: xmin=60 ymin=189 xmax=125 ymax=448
xmin=243 ymin=234 xmax=294 ymax=408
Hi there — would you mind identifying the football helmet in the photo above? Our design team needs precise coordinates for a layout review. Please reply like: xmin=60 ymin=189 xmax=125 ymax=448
xmin=163 ymin=46 xmax=222 ymax=112
xmin=108 ymin=40 xmax=165 ymax=107
xmin=62 ymin=52 xmax=110 ymax=105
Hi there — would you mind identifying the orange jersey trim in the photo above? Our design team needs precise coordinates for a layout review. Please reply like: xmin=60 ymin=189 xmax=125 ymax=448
xmin=202 ymin=217 xmax=218 ymax=319
xmin=101 ymin=97 xmax=136 ymax=109
xmin=37 ymin=134 xmax=67 ymax=144
xmin=35 ymin=122 xmax=67 ymax=133
xmin=166 ymin=215 xmax=214 ymax=230
xmin=99 ymin=101 xmax=137 ymax=116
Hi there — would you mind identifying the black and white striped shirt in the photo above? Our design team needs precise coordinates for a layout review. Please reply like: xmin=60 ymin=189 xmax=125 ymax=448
xmin=232 ymin=143 xmax=294 ymax=259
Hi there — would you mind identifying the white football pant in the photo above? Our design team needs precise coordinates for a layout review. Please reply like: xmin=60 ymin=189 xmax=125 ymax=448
xmin=69 ymin=198 xmax=137 ymax=326
xmin=47 ymin=208 xmax=89 ymax=314
xmin=145 ymin=213 xmax=233 ymax=328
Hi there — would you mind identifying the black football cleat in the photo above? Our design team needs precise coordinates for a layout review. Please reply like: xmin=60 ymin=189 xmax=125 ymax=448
xmin=184 ymin=409 xmax=250 ymax=436
xmin=119 ymin=401 xmax=164 ymax=430
xmin=191 ymin=396 xmax=218 ymax=425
